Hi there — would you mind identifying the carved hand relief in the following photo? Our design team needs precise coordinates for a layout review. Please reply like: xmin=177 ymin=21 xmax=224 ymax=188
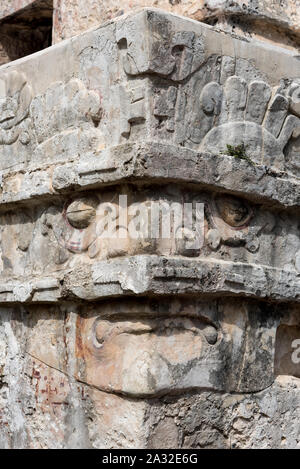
xmin=0 ymin=71 xmax=32 ymax=146
xmin=30 ymin=79 xmax=102 ymax=144
xmin=0 ymin=75 xmax=104 ymax=171
xmin=30 ymin=79 xmax=103 ymax=165
xmin=153 ymin=56 xmax=300 ymax=172
xmin=199 ymin=77 xmax=300 ymax=170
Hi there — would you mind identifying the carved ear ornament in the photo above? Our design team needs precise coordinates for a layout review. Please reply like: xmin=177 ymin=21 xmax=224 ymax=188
xmin=59 ymin=197 xmax=98 ymax=253
xmin=205 ymin=194 xmax=255 ymax=251
xmin=65 ymin=198 xmax=97 ymax=230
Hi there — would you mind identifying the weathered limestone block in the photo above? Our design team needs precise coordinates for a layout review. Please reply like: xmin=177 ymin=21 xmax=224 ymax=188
xmin=0 ymin=302 xmax=300 ymax=447
xmin=0 ymin=10 xmax=299 ymax=207
xmin=1 ymin=2 xmax=299 ymax=60
xmin=1 ymin=188 xmax=299 ymax=302
xmin=51 ymin=1 xmax=300 ymax=52
xmin=0 ymin=9 xmax=299 ymax=448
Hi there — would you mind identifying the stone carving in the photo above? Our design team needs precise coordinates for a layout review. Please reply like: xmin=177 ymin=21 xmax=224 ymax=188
xmin=0 ymin=8 xmax=299 ymax=449
xmin=0 ymin=75 xmax=104 ymax=172
xmin=0 ymin=278 xmax=60 ymax=302
xmin=117 ymin=15 xmax=205 ymax=81
xmin=61 ymin=197 xmax=98 ymax=255
xmin=117 ymin=84 xmax=145 ymax=138
xmin=20 ymin=298 xmax=297 ymax=398
xmin=0 ymin=71 xmax=32 ymax=146
xmin=1 ymin=188 xmax=299 ymax=280
xmin=66 ymin=198 xmax=97 ymax=229
xmin=199 ymin=77 xmax=300 ymax=170
xmin=207 ymin=194 xmax=255 ymax=249
xmin=30 ymin=78 xmax=103 ymax=166
xmin=214 ymin=194 xmax=252 ymax=229
xmin=80 ymin=310 xmax=221 ymax=396
xmin=0 ymin=71 xmax=33 ymax=171
xmin=155 ymin=73 xmax=300 ymax=170
xmin=31 ymin=78 xmax=101 ymax=143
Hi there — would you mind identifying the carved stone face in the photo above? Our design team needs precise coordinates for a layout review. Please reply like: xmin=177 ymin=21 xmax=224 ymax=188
xmin=72 ymin=299 xmax=280 ymax=398
xmin=79 ymin=315 xmax=219 ymax=396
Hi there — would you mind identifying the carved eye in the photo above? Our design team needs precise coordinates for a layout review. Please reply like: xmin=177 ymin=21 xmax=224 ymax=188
xmin=66 ymin=198 xmax=96 ymax=229
xmin=215 ymin=195 xmax=251 ymax=228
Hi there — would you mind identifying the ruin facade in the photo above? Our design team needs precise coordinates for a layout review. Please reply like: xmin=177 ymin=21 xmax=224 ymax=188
xmin=0 ymin=1 xmax=299 ymax=449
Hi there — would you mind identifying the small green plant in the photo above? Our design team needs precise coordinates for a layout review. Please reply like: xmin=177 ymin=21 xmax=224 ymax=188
xmin=222 ymin=143 xmax=255 ymax=166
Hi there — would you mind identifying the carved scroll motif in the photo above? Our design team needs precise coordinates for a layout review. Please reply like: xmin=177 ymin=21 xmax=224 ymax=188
xmin=0 ymin=71 xmax=32 ymax=146
xmin=30 ymin=78 xmax=103 ymax=165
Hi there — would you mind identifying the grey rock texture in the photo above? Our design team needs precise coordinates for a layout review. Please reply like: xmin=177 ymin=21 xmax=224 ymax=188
xmin=51 ymin=1 xmax=300 ymax=52
xmin=0 ymin=9 xmax=299 ymax=448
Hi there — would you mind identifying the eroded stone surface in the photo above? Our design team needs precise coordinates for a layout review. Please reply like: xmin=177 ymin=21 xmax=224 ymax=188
xmin=51 ymin=1 xmax=300 ymax=53
xmin=0 ymin=9 xmax=299 ymax=449
xmin=0 ymin=301 xmax=300 ymax=447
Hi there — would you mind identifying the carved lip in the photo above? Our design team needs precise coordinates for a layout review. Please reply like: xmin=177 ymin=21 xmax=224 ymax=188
xmin=92 ymin=310 xmax=217 ymax=322
xmin=91 ymin=314 xmax=219 ymax=350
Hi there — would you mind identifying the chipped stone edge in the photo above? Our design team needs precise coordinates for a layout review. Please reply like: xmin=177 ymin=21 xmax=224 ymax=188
xmin=1 ymin=256 xmax=298 ymax=304
xmin=0 ymin=142 xmax=299 ymax=212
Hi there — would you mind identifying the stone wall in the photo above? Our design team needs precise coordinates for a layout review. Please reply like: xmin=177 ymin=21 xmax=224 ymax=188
xmin=52 ymin=0 xmax=300 ymax=51
xmin=1 ymin=1 xmax=299 ymax=52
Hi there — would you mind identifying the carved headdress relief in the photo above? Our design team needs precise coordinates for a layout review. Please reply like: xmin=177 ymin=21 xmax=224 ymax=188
xmin=0 ymin=71 xmax=32 ymax=146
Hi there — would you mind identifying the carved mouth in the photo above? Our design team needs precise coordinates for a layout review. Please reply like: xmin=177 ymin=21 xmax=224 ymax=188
xmin=91 ymin=314 xmax=219 ymax=350
xmin=79 ymin=312 xmax=222 ymax=398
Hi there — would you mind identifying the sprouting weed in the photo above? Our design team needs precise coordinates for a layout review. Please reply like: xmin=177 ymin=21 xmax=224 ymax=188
xmin=222 ymin=143 xmax=255 ymax=166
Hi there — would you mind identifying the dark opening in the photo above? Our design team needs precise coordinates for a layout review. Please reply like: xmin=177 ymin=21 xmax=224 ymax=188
xmin=0 ymin=0 xmax=53 ymax=65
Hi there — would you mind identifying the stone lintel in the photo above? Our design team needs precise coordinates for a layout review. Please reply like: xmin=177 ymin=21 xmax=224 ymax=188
xmin=0 ymin=257 xmax=298 ymax=305
xmin=0 ymin=143 xmax=299 ymax=212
